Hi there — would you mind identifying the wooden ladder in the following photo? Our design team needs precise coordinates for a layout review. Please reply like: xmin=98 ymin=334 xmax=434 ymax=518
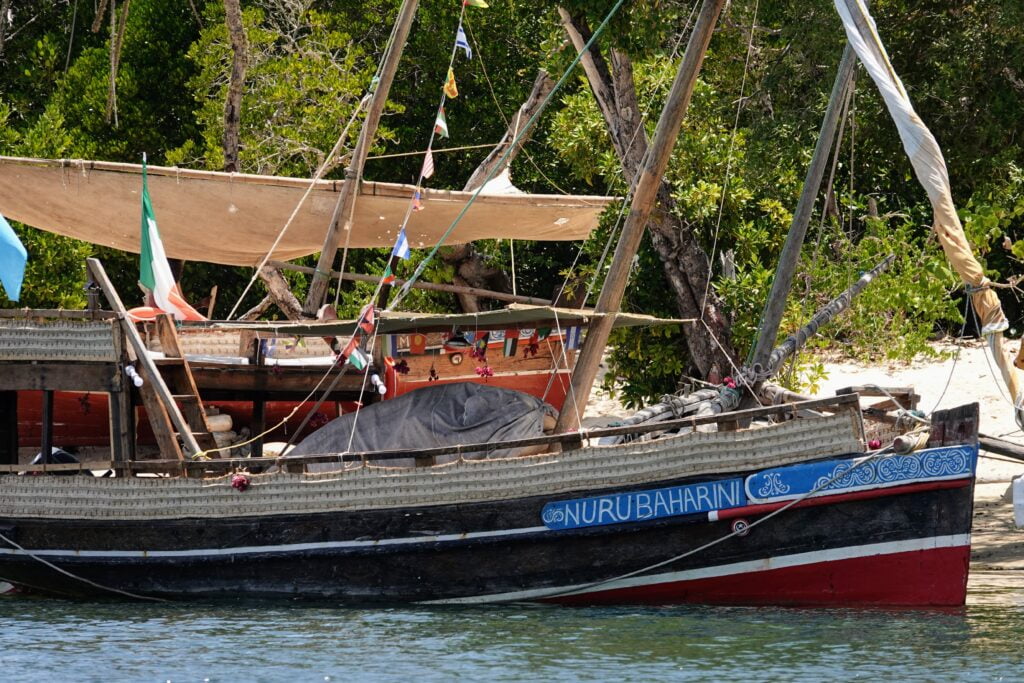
xmin=86 ymin=258 xmax=210 ymax=461
xmin=151 ymin=314 xmax=219 ymax=453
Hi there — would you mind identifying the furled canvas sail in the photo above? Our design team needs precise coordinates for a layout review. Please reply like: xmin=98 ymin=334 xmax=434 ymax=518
xmin=0 ymin=157 xmax=616 ymax=267
xmin=834 ymin=0 xmax=1024 ymax=425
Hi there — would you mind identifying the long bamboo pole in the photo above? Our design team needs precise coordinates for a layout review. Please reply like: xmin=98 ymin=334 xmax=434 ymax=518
xmin=553 ymin=0 xmax=728 ymax=435
xmin=270 ymin=260 xmax=551 ymax=306
xmin=303 ymin=0 xmax=419 ymax=316
xmin=748 ymin=44 xmax=859 ymax=381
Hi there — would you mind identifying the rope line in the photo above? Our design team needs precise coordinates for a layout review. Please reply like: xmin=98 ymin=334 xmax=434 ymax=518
xmin=224 ymin=93 xmax=370 ymax=320
xmin=0 ymin=530 xmax=167 ymax=602
xmin=700 ymin=0 xmax=761 ymax=320
xmin=521 ymin=444 xmax=889 ymax=602
xmin=389 ymin=0 xmax=630 ymax=310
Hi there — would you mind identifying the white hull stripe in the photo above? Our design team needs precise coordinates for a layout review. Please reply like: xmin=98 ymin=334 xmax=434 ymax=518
xmin=0 ymin=526 xmax=549 ymax=559
xmin=423 ymin=534 xmax=972 ymax=605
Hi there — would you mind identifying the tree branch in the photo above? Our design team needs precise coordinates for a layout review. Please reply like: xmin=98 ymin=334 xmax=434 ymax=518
xmin=222 ymin=0 xmax=247 ymax=173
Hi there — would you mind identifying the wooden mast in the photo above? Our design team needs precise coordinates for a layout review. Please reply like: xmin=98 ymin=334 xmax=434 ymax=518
xmin=747 ymin=44 xmax=859 ymax=382
xmin=553 ymin=0 xmax=728 ymax=434
xmin=303 ymin=0 xmax=420 ymax=316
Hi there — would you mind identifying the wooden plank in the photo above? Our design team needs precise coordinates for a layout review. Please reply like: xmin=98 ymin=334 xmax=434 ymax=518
xmin=0 ymin=461 xmax=117 ymax=473
xmin=155 ymin=313 xmax=184 ymax=357
xmin=927 ymin=403 xmax=980 ymax=448
xmin=272 ymin=260 xmax=552 ymax=307
xmin=87 ymin=258 xmax=202 ymax=457
xmin=0 ymin=391 xmax=17 ymax=465
xmin=125 ymin=394 xmax=864 ymax=474
xmin=0 ymin=363 xmax=119 ymax=392
xmin=188 ymin=364 xmax=368 ymax=399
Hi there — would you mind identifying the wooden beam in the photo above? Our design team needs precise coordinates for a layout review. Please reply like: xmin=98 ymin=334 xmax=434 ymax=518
xmin=0 ymin=363 xmax=119 ymax=392
xmin=554 ymin=0 xmax=728 ymax=434
xmin=40 ymin=390 xmax=53 ymax=458
xmin=271 ymin=260 xmax=551 ymax=306
xmin=0 ymin=391 xmax=17 ymax=465
xmin=304 ymin=0 xmax=420 ymax=315
xmin=0 ymin=309 xmax=115 ymax=319
xmin=108 ymin=320 xmax=136 ymax=468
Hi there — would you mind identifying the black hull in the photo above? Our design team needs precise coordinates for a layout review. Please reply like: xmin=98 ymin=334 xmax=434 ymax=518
xmin=0 ymin=461 xmax=976 ymax=606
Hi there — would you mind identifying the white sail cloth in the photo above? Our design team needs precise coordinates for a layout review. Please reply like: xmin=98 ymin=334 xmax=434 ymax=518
xmin=833 ymin=0 xmax=1023 ymax=422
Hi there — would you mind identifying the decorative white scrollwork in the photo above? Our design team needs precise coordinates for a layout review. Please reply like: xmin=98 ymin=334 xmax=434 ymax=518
xmin=541 ymin=507 xmax=565 ymax=525
xmin=756 ymin=472 xmax=791 ymax=497
xmin=922 ymin=447 xmax=970 ymax=476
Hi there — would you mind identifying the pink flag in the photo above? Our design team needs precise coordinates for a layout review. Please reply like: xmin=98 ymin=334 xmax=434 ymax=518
xmin=421 ymin=149 xmax=435 ymax=179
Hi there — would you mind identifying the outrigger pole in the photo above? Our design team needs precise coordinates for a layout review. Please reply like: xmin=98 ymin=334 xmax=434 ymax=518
xmin=554 ymin=0 xmax=728 ymax=435
xmin=303 ymin=0 xmax=420 ymax=316
xmin=747 ymin=42 xmax=859 ymax=387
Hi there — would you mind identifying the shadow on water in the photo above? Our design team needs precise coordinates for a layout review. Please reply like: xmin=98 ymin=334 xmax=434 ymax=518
xmin=0 ymin=574 xmax=1022 ymax=681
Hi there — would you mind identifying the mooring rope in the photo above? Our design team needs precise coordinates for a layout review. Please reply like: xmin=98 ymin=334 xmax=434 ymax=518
xmin=0 ymin=530 xmax=167 ymax=602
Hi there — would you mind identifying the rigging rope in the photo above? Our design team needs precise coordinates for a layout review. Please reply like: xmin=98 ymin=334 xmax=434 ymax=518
xmin=700 ymin=0 xmax=761 ymax=321
xmin=388 ymin=0 xmax=630 ymax=311
xmin=225 ymin=3 xmax=402 ymax=320
xmin=523 ymin=443 xmax=890 ymax=602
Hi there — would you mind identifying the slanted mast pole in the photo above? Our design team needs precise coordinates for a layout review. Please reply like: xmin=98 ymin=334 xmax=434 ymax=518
xmin=303 ymin=0 xmax=420 ymax=316
xmin=747 ymin=43 xmax=859 ymax=383
xmin=553 ymin=0 xmax=728 ymax=435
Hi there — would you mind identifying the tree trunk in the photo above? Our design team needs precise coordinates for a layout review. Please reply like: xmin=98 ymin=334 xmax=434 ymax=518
xmin=463 ymin=70 xmax=554 ymax=191
xmin=91 ymin=0 xmax=110 ymax=33
xmin=0 ymin=0 xmax=12 ymax=58
xmin=222 ymin=0 xmax=246 ymax=174
xmin=105 ymin=0 xmax=131 ymax=126
xmin=258 ymin=265 xmax=304 ymax=321
xmin=446 ymin=70 xmax=555 ymax=312
xmin=558 ymin=8 xmax=738 ymax=378
xmin=441 ymin=244 xmax=512 ymax=313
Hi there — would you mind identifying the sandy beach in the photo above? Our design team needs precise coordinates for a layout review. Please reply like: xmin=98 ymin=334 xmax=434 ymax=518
xmin=585 ymin=339 xmax=1024 ymax=570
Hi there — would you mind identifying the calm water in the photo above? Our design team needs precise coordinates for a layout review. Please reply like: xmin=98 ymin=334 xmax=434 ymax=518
xmin=0 ymin=572 xmax=1021 ymax=681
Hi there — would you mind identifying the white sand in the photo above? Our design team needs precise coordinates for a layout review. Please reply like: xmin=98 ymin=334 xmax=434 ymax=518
xmin=812 ymin=339 xmax=1024 ymax=483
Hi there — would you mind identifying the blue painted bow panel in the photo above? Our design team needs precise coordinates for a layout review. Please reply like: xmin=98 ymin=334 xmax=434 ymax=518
xmin=745 ymin=444 xmax=977 ymax=504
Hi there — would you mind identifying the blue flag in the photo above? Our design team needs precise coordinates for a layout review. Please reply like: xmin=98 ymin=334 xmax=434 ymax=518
xmin=455 ymin=25 xmax=472 ymax=59
xmin=392 ymin=227 xmax=411 ymax=260
xmin=0 ymin=212 xmax=27 ymax=302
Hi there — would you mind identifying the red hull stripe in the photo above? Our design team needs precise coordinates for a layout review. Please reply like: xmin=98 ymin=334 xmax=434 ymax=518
xmin=427 ymin=534 xmax=971 ymax=605
xmin=709 ymin=478 xmax=970 ymax=521
xmin=547 ymin=544 xmax=971 ymax=607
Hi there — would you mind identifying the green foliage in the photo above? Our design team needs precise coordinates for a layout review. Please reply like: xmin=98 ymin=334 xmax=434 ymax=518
xmin=1 ymin=0 xmax=1022 ymax=412
xmin=168 ymin=4 xmax=379 ymax=176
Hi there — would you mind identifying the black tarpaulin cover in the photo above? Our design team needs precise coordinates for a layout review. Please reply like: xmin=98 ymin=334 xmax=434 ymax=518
xmin=292 ymin=382 xmax=556 ymax=466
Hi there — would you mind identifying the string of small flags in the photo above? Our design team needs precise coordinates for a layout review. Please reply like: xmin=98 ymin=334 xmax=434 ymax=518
xmin=381 ymin=0 xmax=485 ymax=289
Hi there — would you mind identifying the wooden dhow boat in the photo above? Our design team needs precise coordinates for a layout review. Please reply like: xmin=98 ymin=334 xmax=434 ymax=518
xmin=0 ymin=0 xmax=1006 ymax=606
